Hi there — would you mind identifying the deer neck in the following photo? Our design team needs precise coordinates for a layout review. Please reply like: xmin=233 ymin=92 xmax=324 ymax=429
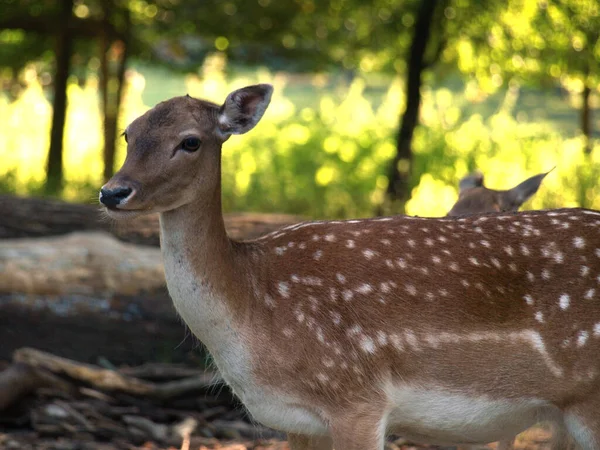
xmin=158 ymin=179 xmax=250 ymax=360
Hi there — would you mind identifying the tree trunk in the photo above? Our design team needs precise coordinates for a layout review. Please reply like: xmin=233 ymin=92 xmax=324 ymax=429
xmin=103 ymin=10 xmax=130 ymax=181
xmin=384 ymin=0 xmax=438 ymax=213
xmin=45 ymin=0 xmax=74 ymax=194
xmin=100 ymin=6 xmax=110 ymax=181
xmin=582 ymin=84 xmax=592 ymax=154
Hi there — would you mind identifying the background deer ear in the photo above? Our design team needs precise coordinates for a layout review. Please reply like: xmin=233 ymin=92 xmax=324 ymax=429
xmin=504 ymin=168 xmax=554 ymax=210
xmin=218 ymin=84 xmax=273 ymax=136
xmin=458 ymin=171 xmax=485 ymax=196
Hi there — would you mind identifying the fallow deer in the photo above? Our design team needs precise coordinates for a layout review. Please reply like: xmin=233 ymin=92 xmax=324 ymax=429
xmin=100 ymin=84 xmax=600 ymax=450
xmin=448 ymin=170 xmax=552 ymax=217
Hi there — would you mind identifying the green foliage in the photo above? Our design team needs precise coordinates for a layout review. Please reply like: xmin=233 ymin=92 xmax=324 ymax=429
xmin=445 ymin=0 xmax=600 ymax=92
xmin=1 ymin=55 xmax=599 ymax=217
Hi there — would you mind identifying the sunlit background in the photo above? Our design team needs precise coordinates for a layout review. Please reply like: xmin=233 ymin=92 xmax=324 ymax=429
xmin=1 ymin=0 xmax=599 ymax=218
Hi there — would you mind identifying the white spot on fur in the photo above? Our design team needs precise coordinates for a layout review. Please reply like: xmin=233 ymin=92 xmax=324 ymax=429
xmin=316 ymin=328 xmax=325 ymax=343
xmin=342 ymin=290 xmax=354 ymax=301
xmin=520 ymin=244 xmax=530 ymax=256
xmin=363 ymin=248 xmax=377 ymax=259
xmin=360 ymin=336 xmax=376 ymax=354
xmin=346 ymin=240 xmax=355 ymax=249
xmin=404 ymin=330 xmax=419 ymax=350
xmin=381 ymin=239 xmax=391 ymax=246
xmin=264 ymin=295 xmax=276 ymax=308
xmin=577 ymin=331 xmax=589 ymax=347
xmin=329 ymin=287 xmax=338 ymax=302
xmin=356 ymin=283 xmax=373 ymax=295
xmin=396 ymin=258 xmax=407 ymax=269
xmin=347 ymin=324 xmax=362 ymax=336
xmin=313 ymin=250 xmax=323 ymax=260
xmin=559 ymin=293 xmax=570 ymax=310
xmin=278 ymin=282 xmax=290 ymax=298
xmin=336 ymin=273 xmax=346 ymax=284
xmin=581 ymin=266 xmax=590 ymax=276
xmin=524 ymin=295 xmax=534 ymax=306
xmin=586 ymin=288 xmax=595 ymax=300
xmin=324 ymin=234 xmax=336 ymax=242
xmin=535 ymin=311 xmax=544 ymax=323
xmin=380 ymin=282 xmax=391 ymax=293
xmin=300 ymin=276 xmax=323 ymax=286
xmin=322 ymin=357 xmax=335 ymax=368
xmin=469 ymin=257 xmax=480 ymax=266
xmin=316 ymin=373 xmax=329 ymax=383
xmin=573 ymin=237 xmax=585 ymax=249
xmin=275 ymin=247 xmax=286 ymax=255
xmin=432 ymin=255 xmax=441 ymax=264
xmin=542 ymin=269 xmax=551 ymax=280
xmin=389 ymin=333 xmax=404 ymax=351
xmin=405 ymin=285 xmax=417 ymax=296
xmin=594 ymin=323 xmax=600 ymax=336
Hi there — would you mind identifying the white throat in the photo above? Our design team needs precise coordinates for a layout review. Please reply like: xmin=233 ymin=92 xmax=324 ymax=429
xmin=158 ymin=212 xmax=252 ymax=395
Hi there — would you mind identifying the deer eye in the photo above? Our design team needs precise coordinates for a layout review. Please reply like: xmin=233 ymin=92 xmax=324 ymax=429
xmin=181 ymin=137 xmax=201 ymax=152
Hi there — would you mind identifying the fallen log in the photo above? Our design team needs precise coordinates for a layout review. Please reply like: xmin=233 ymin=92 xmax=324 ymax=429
xmin=0 ymin=194 xmax=304 ymax=246
xmin=0 ymin=231 xmax=164 ymax=296
xmin=0 ymin=362 xmax=74 ymax=410
xmin=12 ymin=348 xmax=221 ymax=401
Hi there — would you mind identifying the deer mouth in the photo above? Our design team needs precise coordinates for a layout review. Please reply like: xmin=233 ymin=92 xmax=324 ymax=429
xmin=102 ymin=205 xmax=146 ymax=220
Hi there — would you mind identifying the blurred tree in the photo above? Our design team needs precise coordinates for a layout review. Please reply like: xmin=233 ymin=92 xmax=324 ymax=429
xmin=46 ymin=0 xmax=74 ymax=194
xmin=447 ymin=0 xmax=600 ymax=154
xmin=384 ymin=0 xmax=442 ymax=213
xmin=0 ymin=0 xmax=134 ymax=189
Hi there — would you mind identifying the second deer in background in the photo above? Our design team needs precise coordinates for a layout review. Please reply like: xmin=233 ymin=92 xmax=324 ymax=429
xmin=447 ymin=170 xmax=553 ymax=217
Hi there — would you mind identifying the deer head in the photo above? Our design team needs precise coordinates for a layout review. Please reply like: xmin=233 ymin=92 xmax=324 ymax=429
xmin=447 ymin=170 xmax=552 ymax=217
xmin=99 ymin=85 xmax=273 ymax=218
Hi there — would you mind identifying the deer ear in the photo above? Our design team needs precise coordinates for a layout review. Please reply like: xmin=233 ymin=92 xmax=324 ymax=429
xmin=218 ymin=84 xmax=273 ymax=136
xmin=504 ymin=168 xmax=554 ymax=210
xmin=458 ymin=171 xmax=485 ymax=196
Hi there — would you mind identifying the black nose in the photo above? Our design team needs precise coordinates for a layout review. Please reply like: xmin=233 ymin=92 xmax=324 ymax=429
xmin=100 ymin=187 xmax=133 ymax=207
